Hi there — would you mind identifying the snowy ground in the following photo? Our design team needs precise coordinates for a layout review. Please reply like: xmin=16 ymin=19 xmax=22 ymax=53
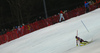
xmin=0 ymin=8 xmax=100 ymax=53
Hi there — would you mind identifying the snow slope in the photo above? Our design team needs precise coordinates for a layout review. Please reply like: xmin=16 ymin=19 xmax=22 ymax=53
xmin=0 ymin=8 xmax=100 ymax=53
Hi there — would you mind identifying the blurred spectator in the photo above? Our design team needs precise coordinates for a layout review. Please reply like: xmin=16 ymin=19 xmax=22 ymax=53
xmin=96 ymin=0 xmax=100 ymax=8
xmin=63 ymin=10 xmax=67 ymax=14
xmin=22 ymin=24 xmax=25 ymax=35
xmin=88 ymin=0 xmax=92 ymax=5
xmin=54 ymin=14 xmax=57 ymax=16
xmin=15 ymin=26 xmax=18 ymax=29
xmin=65 ymin=10 xmax=69 ymax=19
xmin=18 ymin=26 xmax=21 ymax=32
xmin=27 ymin=25 xmax=31 ymax=33
xmin=59 ymin=10 xmax=65 ymax=22
xmin=4 ymin=29 xmax=7 ymax=34
xmin=20 ymin=25 xmax=22 ymax=28
xmin=96 ymin=0 xmax=100 ymax=3
xmin=18 ymin=26 xmax=21 ymax=37
xmin=12 ymin=27 xmax=15 ymax=31
xmin=6 ymin=29 xmax=10 ymax=34
xmin=35 ymin=19 xmax=38 ymax=22
xmin=42 ymin=17 xmax=45 ymax=20
xmin=75 ymin=7 xmax=79 ymax=16
xmin=84 ymin=1 xmax=89 ymax=13
xmin=38 ymin=16 xmax=42 ymax=21
xmin=1 ymin=29 xmax=5 ymax=35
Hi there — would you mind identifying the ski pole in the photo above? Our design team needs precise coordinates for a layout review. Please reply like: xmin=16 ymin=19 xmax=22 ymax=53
xmin=81 ymin=20 xmax=89 ymax=32
xmin=76 ymin=30 xmax=78 ymax=36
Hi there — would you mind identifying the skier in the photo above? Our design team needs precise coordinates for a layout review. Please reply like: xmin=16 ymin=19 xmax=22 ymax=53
xmin=75 ymin=36 xmax=88 ymax=46
xmin=59 ymin=10 xmax=65 ymax=22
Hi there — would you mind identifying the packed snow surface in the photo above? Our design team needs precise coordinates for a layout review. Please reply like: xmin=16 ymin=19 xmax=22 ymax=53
xmin=0 ymin=8 xmax=100 ymax=53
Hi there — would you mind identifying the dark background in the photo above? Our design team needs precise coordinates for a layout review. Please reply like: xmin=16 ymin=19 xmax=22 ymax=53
xmin=0 ymin=0 xmax=95 ymax=30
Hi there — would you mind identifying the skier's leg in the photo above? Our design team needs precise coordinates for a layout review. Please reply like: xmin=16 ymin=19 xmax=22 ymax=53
xmin=84 ymin=41 xmax=89 ymax=43
xmin=84 ymin=41 xmax=88 ymax=42
xmin=76 ymin=40 xmax=78 ymax=46
xmin=82 ymin=42 xmax=87 ymax=45
xmin=59 ymin=17 xmax=62 ymax=22
xmin=62 ymin=16 xmax=65 ymax=21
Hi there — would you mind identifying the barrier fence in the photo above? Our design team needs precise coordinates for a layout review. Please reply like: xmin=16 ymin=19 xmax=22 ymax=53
xmin=0 ymin=3 xmax=100 ymax=45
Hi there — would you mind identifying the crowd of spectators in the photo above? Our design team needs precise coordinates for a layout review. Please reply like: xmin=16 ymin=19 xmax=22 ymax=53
xmin=0 ymin=0 xmax=99 ymax=36
xmin=0 ymin=16 xmax=45 ymax=36
xmin=0 ymin=29 xmax=7 ymax=35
